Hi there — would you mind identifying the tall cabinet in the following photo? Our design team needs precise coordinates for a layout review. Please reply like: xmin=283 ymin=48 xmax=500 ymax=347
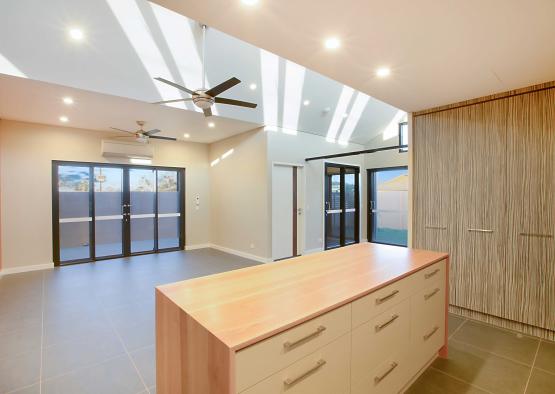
xmin=413 ymin=84 xmax=555 ymax=334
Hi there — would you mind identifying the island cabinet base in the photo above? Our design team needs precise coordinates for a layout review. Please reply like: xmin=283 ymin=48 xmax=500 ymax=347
xmin=156 ymin=243 xmax=449 ymax=394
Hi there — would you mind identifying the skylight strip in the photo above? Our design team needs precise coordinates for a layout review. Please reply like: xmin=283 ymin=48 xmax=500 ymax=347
xmin=0 ymin=52 xmax=26 ymax=78
xmin=281 ymin=60 xmax=306 ymax=133
xmin=260 ymin=49 xmax=279 ymax=128
xmin=337 ymin=92 xmax=370 ymax=144
xmin=382 ymin=110 xmax=408 ymax=140
xmin=326 ymin=85 xmax=354 ymax=142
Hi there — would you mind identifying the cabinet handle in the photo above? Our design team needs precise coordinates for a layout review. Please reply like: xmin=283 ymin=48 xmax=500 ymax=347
xmin=424 ymin=268 xmax=440 ymax=279
xmin=425 ymin=225 xmax=447 ymax=230
xmin=283 ymin=326 xmax=326 ymax=350
xmin=519 ymin=232 xmax=553 ymax=239
xmin=424 ymin=288 xmax=441 ymax=301
xmin=468 ymin=228 xmax=493 ymax=233
xmin=283 ymin=359 xmax=326 ymax=388
xmin=423 ymin=326 xmax=440 ymax=341
xmin=375 ymin=314 xmax=399 ymax=332
xmin=375 ymin=290 xmax=399 ymax=305
xmin=374 ymin=362 xmax=399 ymax=384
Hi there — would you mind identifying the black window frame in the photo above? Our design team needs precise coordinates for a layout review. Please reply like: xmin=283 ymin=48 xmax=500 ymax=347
xmin=399 ymin=121 xmax=408 ymax=153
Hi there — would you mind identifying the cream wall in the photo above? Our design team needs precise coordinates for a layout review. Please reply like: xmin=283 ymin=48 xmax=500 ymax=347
xmin=364 ymin=132 xmax=409 ymax=170
xmin=209 ymin=128 xmax=270 ymax=261
xmin=0 ymin=120 xmax=211 ymax=272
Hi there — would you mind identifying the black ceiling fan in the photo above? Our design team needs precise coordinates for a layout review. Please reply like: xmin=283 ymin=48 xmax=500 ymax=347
xmin=110 ymin=121 xmax=176 ymax=143
xmin=152 ymin=25 xmax=257 ymax=117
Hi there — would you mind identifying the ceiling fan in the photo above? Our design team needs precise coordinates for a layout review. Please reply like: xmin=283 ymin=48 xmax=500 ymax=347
xmin=110 ymin=121 xmax=176 ymax=143
xmin=152 ymin=24 xmax=257 ymax=117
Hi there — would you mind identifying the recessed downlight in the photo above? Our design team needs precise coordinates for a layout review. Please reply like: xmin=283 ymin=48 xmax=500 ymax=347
xmin=303 ymin=99 xmax=310 ymax=106
xmin=324 ymin=37 xmax=341 ymax=50
xmin=376 ymin=67 xmax=391 ymax=78
xmin=62 ymin=97 xmax=74 ymax=105
xmin=68 ymin=28 xmax=84 ymax=41
xmin=59 ymin=116 xmax=69 ymax=123
xmin=208 ymin=122 xmax=215 ymax=128
xmin=241 ymin=0 xmax=259 ymax=5
xmin=183 ymin=133 xmax=190 ymax=138
xmin=249 ymin=83 xmax=257 ymax=90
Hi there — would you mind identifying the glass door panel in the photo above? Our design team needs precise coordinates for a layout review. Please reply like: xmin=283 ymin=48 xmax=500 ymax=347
xmin=129 ymin=168 xmax=156 ymax=253
xmin=368 ymin=167 xmax=409 ymax=246
xmin=157 ymin=170 xmax=180 ymax=249
xmin=344 ymin=169 xmax=357 ymax=245
xmin=94 ymin=167 xmax=124 ymax=257
xmin=325 ymin=167 xmax=341 ymax=249
xmin=58 ymin=165 xmax=91 ymax=262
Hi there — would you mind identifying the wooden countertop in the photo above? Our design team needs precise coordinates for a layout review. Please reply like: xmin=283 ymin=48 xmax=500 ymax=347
xmin=156 ymin=243 xmax=448 ymax=351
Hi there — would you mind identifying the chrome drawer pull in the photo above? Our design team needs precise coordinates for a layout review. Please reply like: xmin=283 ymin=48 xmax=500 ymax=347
xmin=424 ymin=288 xmax=441 ymax=301
xmin=375 ymin=314 xmax=399 ymax=332
xmin=283 ymin=359 xmax=326 ymax=388
xmin=468 ymin=228 xmax=493 ymax=233
xmin=374 ymin=362 xmax=399 ymax=384
xmin=519 ymin=232 xmax=553 ymax=238
xmin=425 ymin=225 xmax=447 ymax=230
xmin=283 ymin=326 xmax=326 ymax=350
xmin=423 ymin=326 xmax=439 ymax=341
xmin=424 ymin=269 xmax=440 ymax=279
xmin=375 ymin=290 xmax=399 ymax=305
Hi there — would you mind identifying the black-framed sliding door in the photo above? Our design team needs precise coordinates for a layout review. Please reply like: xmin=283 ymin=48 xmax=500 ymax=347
xmin=53 ymin=161 xmax=185 ymax=266
xmin=324 ymin=163 xmax=360 ymax=250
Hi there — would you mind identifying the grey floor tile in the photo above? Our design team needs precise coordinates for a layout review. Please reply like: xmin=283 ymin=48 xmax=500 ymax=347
xmin=42 ymin=313 xmax=113 ymax=348
xmin=7 ymin=383 xmax=41 ymax=394
xmin=448 ymin=314 xmax=466 ymax=337
xmin=148 ymin=386 xmax=156 ymax=394
xmin=0 ymin=310 xmax=42 ymax=336
xmin=117 ymin=322 xmax=155 ymax=352
xmin=42 ymin=355 xmax=146 ymax=394
xmin=535 ymin=341 xmax=555 ymax=375
xmin=42 ymin=328 xmax=125 ymax=379
xmin=452 ymin=320 xmax=539 ymax=365
xmin=0 ymin=350 xmax=40 ymax=393
xmin=526 ymin=368 xmax=555 ymax=394
xmin=433 ymin=339 xmax=531 ymax=394
xmin=130 ymin=346 xmax=156 ymax=388
xmin=406 ymin=367 xmax=489 ymax=394
xmin=0 ymin=326 xmax=41 ymax=360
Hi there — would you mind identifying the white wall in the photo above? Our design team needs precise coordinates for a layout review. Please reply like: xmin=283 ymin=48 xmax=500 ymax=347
xmin=267 ymin=129 xmax=366 ymax=253
xmin=0 ymin=120 xmax=211 ymax=272
xmin=363 ymin=132 xmax=409 ymax=170
xmin=209 ymin=128 xmax=270 ymax=261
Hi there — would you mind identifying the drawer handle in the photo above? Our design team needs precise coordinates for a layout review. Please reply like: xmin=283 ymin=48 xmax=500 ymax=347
xmin=283 ymin=325 xmax=326 ymax=350
xmin=375 ymin=314 xmax=399 ymax=332
xmin=375 ymin=290 xmax=399 ymax=305
xmin=425 ymin=225 xmax=447 ymax=230
xmin=423 ymin=326 xmax=439 ymax=341
xmin=283 ymin=359 xmax=326 ymax=388
xmin=468 ymin=228 xmax=494 ymax=233
xmin=424 ymin=269 xmax=440 ymax=279
xmin=374 ymin=361 xmax=399 ymax=384
xmin=520 ymin=232 xmax=553 ymax=239
xmin=424 ymin=288 xmax=441 ymax=301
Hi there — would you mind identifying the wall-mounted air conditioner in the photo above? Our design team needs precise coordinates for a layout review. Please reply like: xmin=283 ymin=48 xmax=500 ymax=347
xmin=101 ymin=139 xmax=154 ymax=160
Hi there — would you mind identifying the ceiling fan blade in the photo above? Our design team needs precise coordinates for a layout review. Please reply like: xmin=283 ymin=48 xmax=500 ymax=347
xmin=154 ymin=77 xmax=195 ymax=95
xmin=152 ymin=98 xmax=193 ymax=105
xmin=149 ymin=135 xmax=177 ymax=141
xmin=203 ymin=107 xmax=213 ymax=117
xmin=110 ymin=127 xmax=136 ymax=134
xmin=144 ymin=129 xmax=161 ymax=136
xmin=215 ymin=97 xmax=258 ymax=108
xmin=205 ymin=77 xmax=241 ymax=97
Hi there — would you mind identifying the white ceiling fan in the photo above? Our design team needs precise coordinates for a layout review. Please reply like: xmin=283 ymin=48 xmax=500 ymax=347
xmin=110 ymin=121 xmax=176 ymax=143
xmin=152 ymin=24 xmax=257 ymax=117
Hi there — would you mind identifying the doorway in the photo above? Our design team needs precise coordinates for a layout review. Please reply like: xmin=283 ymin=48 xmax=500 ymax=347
xmin=272 ymin=164 xmax=302 ymax=260
xmin=368 ymin=166 xmax=408 ymax=247
xmin=324 ymin=163 xmax=360 ymax=250
xmin=52 ymin=161 xmax=185 ymax=265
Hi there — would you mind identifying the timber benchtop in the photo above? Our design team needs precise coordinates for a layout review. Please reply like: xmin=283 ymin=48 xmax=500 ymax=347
xmin=156 ymin=242 xmax=448 ymax=351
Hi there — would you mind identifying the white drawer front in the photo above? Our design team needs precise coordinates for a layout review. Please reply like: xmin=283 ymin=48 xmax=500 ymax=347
xmin=351 ymin=298 xmax=410 ymax=386
xmin=239 ymin=334 xmax=351 ymax=394
xmin=236 ymin=304 xmax=351 ymax=392
xmin=351 ymin=275 xmax=414 ymax=328
xmin=351 ymin=349 xmax=410 ymax=394
xmin=412 ymin=259 xmax=446 ymax=291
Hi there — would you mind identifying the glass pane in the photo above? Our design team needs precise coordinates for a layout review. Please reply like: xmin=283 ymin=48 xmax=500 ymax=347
xmin=58 ymin=166 xmax=91 ymax=261
xmin=157 ymin=170 xmax=180 ymax=249
xmin=371 ymin=168 xmax=408 ymax=246
xmin=325 ymin=170 xmax=341 ymax=248
xmin=130 ymin=169 xmax=156 ymax=253
xmin=400 ymin=123 xmax=408 ymax=152
xmin=94 ymin=167 xmax=123 ymax=257
xmin=344 ymin=169 xmax=356 ymax=245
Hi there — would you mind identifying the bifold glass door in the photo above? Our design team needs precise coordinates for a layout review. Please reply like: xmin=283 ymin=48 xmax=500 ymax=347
xmin=324 ymin=164 xmax=360 ymax=249
xmin=53 ymin=162 xmax=185 ymax=265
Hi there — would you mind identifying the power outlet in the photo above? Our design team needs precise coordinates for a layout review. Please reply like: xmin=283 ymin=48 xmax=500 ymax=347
xmin=250 ymin=243 xmax=255 ymax=249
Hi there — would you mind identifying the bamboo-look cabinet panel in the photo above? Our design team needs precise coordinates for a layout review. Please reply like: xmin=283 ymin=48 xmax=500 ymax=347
xmin=413 ymin=83 xmax=555 ymax=332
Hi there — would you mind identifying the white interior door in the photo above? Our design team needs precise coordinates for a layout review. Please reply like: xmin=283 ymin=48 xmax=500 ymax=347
xmin=272 ymin=165 xmax=297 ymax=260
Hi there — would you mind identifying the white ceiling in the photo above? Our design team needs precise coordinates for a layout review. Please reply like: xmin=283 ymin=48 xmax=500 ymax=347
xmin=152 ymin=0 xmax=555 ymax=112
xmin=0 ymin=74 xmax=260 ymax=143
xmin=0 ymin=0 xmax=402 ymax=145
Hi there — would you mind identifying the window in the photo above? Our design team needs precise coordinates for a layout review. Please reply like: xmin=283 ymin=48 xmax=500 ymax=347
xmin=399 ymin=122 xmax=408 ymax=152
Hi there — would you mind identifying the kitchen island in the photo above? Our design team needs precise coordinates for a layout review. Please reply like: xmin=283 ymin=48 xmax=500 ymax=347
xmin=156 ymin=242 xmax=449 ymax=394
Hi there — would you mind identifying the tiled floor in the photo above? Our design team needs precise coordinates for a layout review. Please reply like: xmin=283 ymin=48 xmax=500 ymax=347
xmin=407 ymin=314 xmax=555 ymax=394
xmin=2 ymin=251 xmax=555 ymax=394
xmin=0 ymin=249 xmax=260 ymax=394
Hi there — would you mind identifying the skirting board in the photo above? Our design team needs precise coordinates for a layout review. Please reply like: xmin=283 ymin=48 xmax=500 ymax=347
xmin=0 ymin=263 xmax=54 ymax=278
xmin=185 ymin=243 xmax=211 ymax=251
xmin=208 ymin=244 xmax=271 ymax=263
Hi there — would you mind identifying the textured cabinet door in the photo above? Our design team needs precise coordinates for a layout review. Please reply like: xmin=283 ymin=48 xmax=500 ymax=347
xmin=505 ymin=89 xmax=555 ymax=330
xmin=455 ymin=100 xmax=507 ymax=316
xmin=413 ymin=110 xmax=460 ymax=304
